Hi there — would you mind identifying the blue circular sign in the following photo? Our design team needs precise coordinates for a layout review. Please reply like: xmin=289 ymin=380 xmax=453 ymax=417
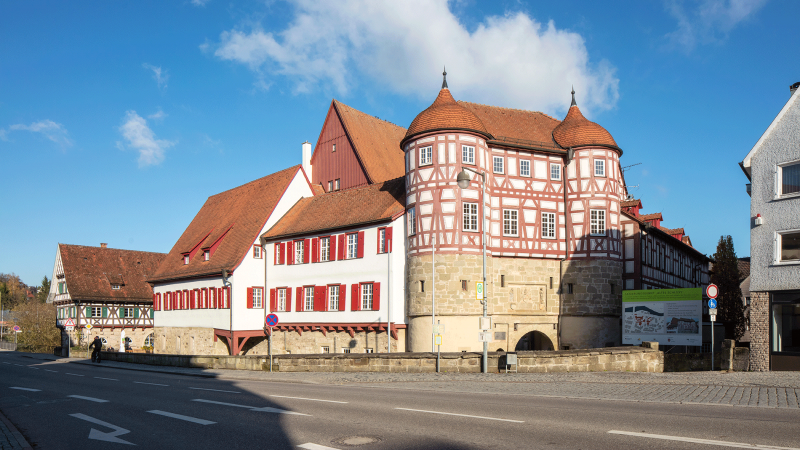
xmin=265 ymin=314 xmax=279 ymax=327
xmin=708 ymin=299 xmax=717 ymax=309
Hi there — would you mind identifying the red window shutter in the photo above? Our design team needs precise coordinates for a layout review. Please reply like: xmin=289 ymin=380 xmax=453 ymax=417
xmin=203 ymin=288 xmax=209 ymax=308
xmin=338 ymin=234 xmax=345 ymax=260
xmin=314 ymin=286 xmax=326 ymax=311
xmin=339 ymin=284 xmax=347 ymax=311
xmin=330 ymin=236 xmax=337 ymax=261
xmin=270 ymin=289 xmax=276 ymax=312
xmin=165 ymin=293 xmax=170 ymax=311
xmin=247 ymin=287 xmax=254 ymax=309
xmin=304 ymin=238 xmax=310 ymax=263
xmin=351 ymin=284 xmax=360 ymax=311
xmin=386 ymin=227 xmax=393 ymax=252
xmin=211 ymin=288 xmax=217 ymax=309
xmin=183 ymin=290 xmax=189 ymax=309
xmin=296 ymin=287 xmax=303 ymax=311
xmin=373 ymin=282 xmax=380 ymax=311
xmin=286 ymin=287 xmax=293 ymax=312
xmin=152 ymin=293 xmax=157 ymax=310
xmin=312 ymin=238 xmax=319 ymax=263
xmin=357 ymin=231 xmax=365 ymax=258
xmin=288 ymin=241 xmax=294 ymax=265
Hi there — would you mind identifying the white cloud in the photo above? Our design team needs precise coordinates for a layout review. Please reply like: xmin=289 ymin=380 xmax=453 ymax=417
xmin=8 ymin=120 xmax=73 ymax=147
xmin=191 ymin=0 xmax=211 ymax=6
xmin=0 ymin=128 xmax=7 ymax=141
xmin=118 ymin=111 xmax=175 ymax=167
xmin=148 ymin=109 xmax=167 ymax=120
xmin=665 ymin=0 xmax=767 ymax=51
xmin=142 ymin=63 xmax=169 ymax=90
xmin=208 ymin=0 xmax=619 ymax=115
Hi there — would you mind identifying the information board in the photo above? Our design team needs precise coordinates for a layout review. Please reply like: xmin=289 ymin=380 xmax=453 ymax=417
xmin=622 ymin=288 xmax=702 ymax=346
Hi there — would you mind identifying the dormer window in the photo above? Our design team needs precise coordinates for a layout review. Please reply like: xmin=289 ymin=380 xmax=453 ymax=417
xmin=204 ymin=250 xmax=210 ymax=261
xmin=332 ymin=144 xmax=336 ymax=152
xmin=183 ymin=255 xmax=190 ymax=265
xmin=111 ymin=284 xmax=121 ymax=290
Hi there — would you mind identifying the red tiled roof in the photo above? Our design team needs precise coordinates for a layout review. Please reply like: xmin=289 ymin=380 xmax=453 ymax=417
xmin=640 ymin=213 xmax=663 ymax=221
xmin=552 ymin=105 xmax=619 ymax=151
xmin=263 ymin=177 xmax=405 ymax=240
xmin=333 ymin=100 xmax=407 ymax=184
xmin=621 ymin=211 xmax=706 ymax=259
xmin=681 ymin=236 xmax=693 ymax=248
xmin=403 ymin=89 xmax=491 ymax=145
xmin=621 ymin=199 xmax=641 ymax=208
xmin=149 ymin=166 xmax=301 ymax=282
xmin=738 ymin=258 xmax=751 ymax=280
xmin=59 ymin=244 xmax=165 ymax=302
xmin=458 ymin=102 xmax=561 ymax=149
xmin=659 ymin=226 xmax=685 ymax=236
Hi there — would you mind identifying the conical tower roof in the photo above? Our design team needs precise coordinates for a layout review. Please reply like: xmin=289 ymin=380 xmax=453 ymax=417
xmin=552 ymin=90 xmax=619 ymax=151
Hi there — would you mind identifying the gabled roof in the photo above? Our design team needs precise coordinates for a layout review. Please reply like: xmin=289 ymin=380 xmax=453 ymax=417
xmin=331 ymin=100 xmax=407 ymax=184
xmin=59 ymin=244 xmax=165 ymax=302
xmin=403 ymin=88 xmax=491 ymax=146
xmin=621 ymin=199 xmax=642 ymax=208
xmin=741 ymin=87 xmax=800 ymax=179
xmin=458 ymin=101 xmax=562 ymax=149
xmin=149 ymin=166 xmax=301 ymax=283
xmin=263 ymin=177 xmax=405 ymax=241
xmin=621 ymin=211 xmax=707 ymax=260
xmin=640 ymin=213 xmax=663 ymax=222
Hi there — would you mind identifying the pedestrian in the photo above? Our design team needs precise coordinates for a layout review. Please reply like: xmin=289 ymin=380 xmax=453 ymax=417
xmin=90 ymin=336 xmax=103 ymax=363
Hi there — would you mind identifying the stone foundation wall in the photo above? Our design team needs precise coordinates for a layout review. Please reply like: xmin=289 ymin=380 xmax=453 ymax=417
xmin=154 ymin=327 xmax=230 ymax=355
xmin=750 ymin=291 xmax=769 ymax=371
xmin=63 ymin=327 xmax=154 ymax=351
xmin=561 ymin=259 xmax=623 ymax=316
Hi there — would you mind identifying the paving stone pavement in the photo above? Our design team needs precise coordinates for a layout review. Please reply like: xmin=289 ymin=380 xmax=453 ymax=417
xmin=0 ymin=410 xmax=31 ymax=450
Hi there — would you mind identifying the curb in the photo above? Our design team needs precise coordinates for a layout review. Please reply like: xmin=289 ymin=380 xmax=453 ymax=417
xmin=0 ymin=409 xmax=33 ymax=450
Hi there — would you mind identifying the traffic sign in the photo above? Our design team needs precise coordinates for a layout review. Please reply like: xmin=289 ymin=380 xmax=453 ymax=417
xmin=476 ymin=282 xmax=484 ymax=300
xmin=709 ymin=308 xmax=718 ymax=315
xmin=65 ymin=327 xmax=75 ymax=331
xmin=478 ymin=331 xmax=492 ymax=342
xmin=708 ymin=299 xmax=717 ymax=309
xmin=85 ymin=324 xmax=93 ymax=330
xmin=432 ymin=324 xmax=445 ymax=334
xmin=64 ymin=318 xmax=75 ymax=327
xmin=710 ymin=315 xmax=717 ymax=322
xmin=434 ymin=335 xmax=442 ymax=346
xmin=265 ymin=314 xmax=279 ymax=327
xmin=706 ymin=284 xmax=719 ymax=299
xmin=12 ymin=325 xmax=20 ymax=332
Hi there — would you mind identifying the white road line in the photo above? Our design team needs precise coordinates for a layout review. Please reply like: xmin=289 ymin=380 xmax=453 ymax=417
xmin=394 ymin=407 xmax=524 ymax=423
xmin=65 ymin=373 xmax=85 ymax=377
xmin=68 ymin=395 xmax=110 ymax=403
xmin=191 ymin=399 xmax=308 ymax=415
xmin=2 ymin=362 xmax=10 ymax=364
xmin=147 ymin=410 xmax=216 ymax=425
xmin=44 ymin=369 xmax=58 ymax=373
xmin=270 ymin=395 xmax=348 ymax=404
xmin=13 ymin=364 xmax=23 ymax=366
xmin=608 ymin=431 xmax=800 ymax=449
xmin=188 ymin=387 xmax=240 ymax=394
xmin=133 ymin=381 xmax=168 ymax=386
xmin=94 ymin=377 xmax=119 ymax=381
xmin=9 ymin=387 xmax=41 ymax=392
xmin=298 ymin=444 xmax=341 ymax=450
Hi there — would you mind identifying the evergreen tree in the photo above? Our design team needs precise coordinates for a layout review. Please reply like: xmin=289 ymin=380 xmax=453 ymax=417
xmin=710 ymin=235 xmax=746 ymax=341
xmin=36 ymin=276 xmax=50 ymax=303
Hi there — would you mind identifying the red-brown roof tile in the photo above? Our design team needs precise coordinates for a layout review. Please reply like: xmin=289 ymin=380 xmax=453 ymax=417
xmin=149 ymin=166 xmax=301 ymax=282
xmin=621 ymin=199 xmax=642 ymax=208
xmin=403 ymin=89 xmax=491 ymax=146
xmin=458 ymin=101 xmax=561 ymax=149
xmin=263 ymin=177 xmax=405 ymax=240
xmin=659 ymin=226 xmax=685 ymax=236
xmin=59 ymin=244 xmax=165 ymax=302
xmin=552 ymin=105 xmax=619 ymax=151
xmin=640 ymin=213 xmax=663 ymax=221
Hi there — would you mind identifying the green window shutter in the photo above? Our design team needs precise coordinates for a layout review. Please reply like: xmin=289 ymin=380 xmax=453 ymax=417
xmin=134 ymin=308 xmax=139 ymax=319
xmin=149 ymin=308 xmax=153 ymax=318
xmin=85 ymin=307 xmax=91 ymax=317
xmin=58 ymin=283 xmax=63 ymax=294
xmin=102 ymin=307 xmax=108 ymax=318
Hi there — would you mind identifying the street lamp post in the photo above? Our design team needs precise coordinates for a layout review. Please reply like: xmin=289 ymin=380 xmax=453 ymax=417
xmin=456 ymin=167 xmax=488 ymax=373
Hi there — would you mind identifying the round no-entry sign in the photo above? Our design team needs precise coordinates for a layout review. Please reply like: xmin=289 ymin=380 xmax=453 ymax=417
xmin=265 ymin=314 xmax=279 ymax=327
xmin=706 ymin=284 xmax=719 ymax=299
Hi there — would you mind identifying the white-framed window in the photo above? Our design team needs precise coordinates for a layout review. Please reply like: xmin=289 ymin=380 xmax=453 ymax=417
xmin=520 ymin=160 xmax=530 ymax=177
xmin=295 ymin=240 xmax=304 ymax=264
xmin=144 ymin=334 xmax=154 ymax=347
xmin=594 ymin=159 xmax=606 ymax=177
xmin=590 ymin=209 xmax=606 ymax=235
xmin=493 ymin=155 xmax=504 ymax=174
xmin=328 ymin=285 xmax=340 ymax=310
xmin=321 ymin=346 xmax=330 ymax=353
xmin=58 ymin=281 xmax=66 ymax=294
xmin=91 ymin=307 xmax=102 ymax=318
xmin=542 ymin=212 xmax=556 ymax=239
xmin=408 ymin=208 xmax=416 ymax=236
xmin=252 ymin=287 xmax=263 ymax=308
xmin=253 ymin=245 xmax=262 ymax=259
xmin=111 ymin=284 xmax=121 ymax=290
xmin=328 ymin=181 xmax=333 ymax=192
xmin=419 ymin=146 xmax=433 ymax=166
xmin=342 ymin=348 xmax=351 ymax=354
xmin=347 ymin=233 xmax=358 ymax=259
xmin=277 ymin=288 xmax=287 ymax=311
xmin=332 ymin=143 xmax=336 ymax=152
xmin=203 ymin=250 xmax=209 ymax=261
xmin=778 ymin=161 xmax=800 ymax=197
xmin=335 ymin=179 xmax=340 ymax=191
xmin=462 ymin=145 xmax=475 ymax=164
xmin=777 ymin=230 xmax=800 ymax=263
xmin=320 ymin=237 xmax=330 ymax=262
xmin=361 ymin=283 xmax=373 ymax=310
xmin=122 ymin=307 xmax=133 ymax=318
xmin=365 ymin=348 xmax=374 ymax=353
xmin=183 ymin=255 xmax=189 ymax=265
xmin=550 ymin=163 xmax=561 ymax=180
xmin=304 ymin=286 xmax=314 ymax=311
xmin=379 ymin=228 xmax=386 ymax=253
xmin=503 ymin=210 xmax=518 ymax=236
xmin=463 ymin=202 xmax=478 ymax=232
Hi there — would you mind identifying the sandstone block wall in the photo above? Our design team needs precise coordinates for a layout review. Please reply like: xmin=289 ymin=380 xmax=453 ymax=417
xmin=154 ymin=327 xmax=230 ymax=355
xmin=65 ymin=327 xmax=154 ymax=351
xmin=561 ymin=259 xmax=623 ymax=316
xmin=749 ymin=291 xmax=769 ymax=371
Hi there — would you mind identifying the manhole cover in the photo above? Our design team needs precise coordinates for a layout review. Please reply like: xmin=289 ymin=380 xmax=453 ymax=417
xmin=333 ymin=436 xmax=381 ymax=446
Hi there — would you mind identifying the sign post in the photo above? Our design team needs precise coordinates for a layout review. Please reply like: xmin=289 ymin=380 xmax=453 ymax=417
xmin=707 ymin=284 xmax=718 ymax=371
xmin=265 ymin=314 xmax=279 ymax=372
xmin=85 ymin=324 xmax=93 ymax=355
xmin=13 ymin=325 xmax=20 ymax=347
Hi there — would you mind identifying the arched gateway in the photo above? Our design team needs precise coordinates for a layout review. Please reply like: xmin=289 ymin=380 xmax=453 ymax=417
xmin=514 ymin=331 xmax=554 ymax=351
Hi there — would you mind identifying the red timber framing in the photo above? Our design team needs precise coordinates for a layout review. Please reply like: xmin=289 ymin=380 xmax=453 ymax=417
xmin=213 ymin=329 xmax=268 ymax=356
xmin=270 ymin=323 xmax=404 ymax=340
xmin=311 ymin=102 xmax=370 ymax=191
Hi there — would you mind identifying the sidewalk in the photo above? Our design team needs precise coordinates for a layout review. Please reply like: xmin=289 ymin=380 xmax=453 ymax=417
xmin=0 ymin=410 xmax=31 ymax=450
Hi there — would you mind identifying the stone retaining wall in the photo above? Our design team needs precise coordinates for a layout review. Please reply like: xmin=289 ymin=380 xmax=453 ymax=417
xmin=663 ymin=340 xmax=750 ymax=372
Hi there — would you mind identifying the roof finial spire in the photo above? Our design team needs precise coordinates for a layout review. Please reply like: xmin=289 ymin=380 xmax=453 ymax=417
xmin=570 ymin=86 xmax=577 ymax=107
xmin=442 ymin=66 xmax=448 ymax=89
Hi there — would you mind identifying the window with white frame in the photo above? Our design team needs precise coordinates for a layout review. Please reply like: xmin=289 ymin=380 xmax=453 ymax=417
xmin=365 ymin=348 xmax=374 ymax=353
xmin=328 ymin=181 xmax=333 ymax=192
xmin=111 ymin=284 xmax=121 ymax=290
xmin=328 ymin=285 xmax=339 ymax=310
xmin=361 ymin=283 xmax=373 ymax=310
xmin=252 ymin=287 xmax=263 ymax=308
xmin=335 ymin=179 xmax=340 ymax=191
xmin=304 ymin=286 xmax=314 ymax=311
xmin=183 ymin=255 xmax=189 ymax=265
xmin=550 ymin=163 xmax=561 ymax=180
xmin=295 ymin=240 xmax=304 ymax=264
xmin=778 ymin=161 xmax=800 ymax=196
xmin=778 ymin=230 xmax=800 ymax=262
xmin=463 ymin=202 xmax=478 ymax=232
xmin=503 ymin=210 xmax=518 ymax=236
xmin=321 ymin=346 xmax=330 ymax=353
xmin=462 ymin=145 xmax=475 ymax=164
xmin=594 ymin=159 xmax=606 ymax=177
xmin=493 ymin=156 xmax=504 ymax=174
xmin=542 ymin=212 xmax=556 ymax=239
xmin=347 ymin=233 xmax=358 ymax=259
xmin=320 ymin=237 xmax=330 ymax=261
xmin=379 ymin=228 xmax=386 ymax=253
xmin=520 ymin=160 xmax=530 ymax=177
xmin=203 ymin=250 xmax=209 ymax=261
xmin=590 ymin=209 xmax=606 ymax=235
xmin=253 ymin=245 xmax=262 ymax=258
xmin=91 ymin=307 xmax=102 ymax=317
xmin=408 ymin=208 xmax=416 ymax=236
xmin=332 ymin=144 xmax=336 ymax=152
xmin=122 ymin=307 xmax=133 ymax=318
xmin=277 ymin=288 xmax=287 ymax=311
xmin=342 ymin=348 xmax=351 ymax=354
xmin=419 ymin=146 xmax=432 ymax=166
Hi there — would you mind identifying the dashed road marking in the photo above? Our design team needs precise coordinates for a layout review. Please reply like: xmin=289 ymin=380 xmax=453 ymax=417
xmin=147 ymin=410 xmax=216 ymax=425
xmin=298 ymin=444 xmax=341 ymax=450
xmin=270 ymin=395 xmax=348 ymax=404
xmin=69 ymin=395 xmax=110 ymax=403
xmin=133 ymin=381 xmax=168 ymax=386
xmin=9 ymin=387 xmax=41 ymax=392
xmin=394 ymin=407 xmax=524 ymax=423
xmin=188 ymin=387 xmax=240 ymax=394
xmin=65 ymin=373 xmax=85 ymax=377
xmin=44 ymin=369 xmax=58 ymax=373
xmin=192 ymin=399 xmax=309 ymax=415
xmin=94 ymin=377 xmax=119 ymax=381
xmin=608 ymin=431 xmax=800 ymax=449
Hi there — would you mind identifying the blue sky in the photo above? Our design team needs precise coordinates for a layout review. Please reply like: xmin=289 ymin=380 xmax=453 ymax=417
xmin=1 ymin=0 xmax=797 ymax=286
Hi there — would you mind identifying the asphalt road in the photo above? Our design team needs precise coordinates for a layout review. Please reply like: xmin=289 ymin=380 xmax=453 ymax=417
xmin=1 ymin=352 xmax=799 ymax=449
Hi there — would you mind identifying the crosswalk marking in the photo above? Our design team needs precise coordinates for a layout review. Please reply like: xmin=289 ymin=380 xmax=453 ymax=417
xmin=147 ymin=410 xmax=216 ymax=425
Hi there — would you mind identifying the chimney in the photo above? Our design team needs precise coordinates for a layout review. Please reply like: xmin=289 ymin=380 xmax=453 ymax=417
xmin=791 ymin=82 xmax=800 ymax=97
xmin=301 ymin=141 xmax=313 ymax=181
xmin=100 ymin=243 xmax=107 ymax=248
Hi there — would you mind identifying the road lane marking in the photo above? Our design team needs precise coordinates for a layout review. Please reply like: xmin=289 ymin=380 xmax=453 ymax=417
xmin=70 ymin=413 xmax=134 ymax=445
xmin=27 ymin=366 xmax=39 ymax=369
xmin=298 ymin=444 xmax=341 ymax=450
xmin=188 ymin=387 xmax=240 ymax=393
xmin=44 ymin=369 xmax=58 ymax=373
xmin=2 ymin=362 xmax=10 ymax=364
xmin=192 ymin=399 xmax=309 ymax=415
xmin=394 ymin=408 xmax=524 ymax=423
xmin=14 ymin=364 xmax=24 ymax=366
xmin=65 ymin=373 xmax=85 ymax=377
xmin=608 ymin=431 xmax=800 ymax=449
xmin=270 ymin=395 xmax=348 ymax=404
xmin=133 ymin=381 xmax=168 ymax=386
xmin=10 ymin=387 xmax=41 ymax=392
xmin=94 ymin=377 xmax=119 ymax=381
xmin=147 ymin=410 xmax=216 ymax=425
xmin=69 ymin=395 xmax=110 ymax=403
